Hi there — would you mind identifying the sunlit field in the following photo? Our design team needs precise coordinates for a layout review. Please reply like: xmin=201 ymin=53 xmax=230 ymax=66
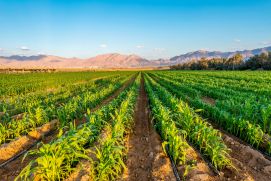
xmin=0 ymin=71 xmax=271 ymax=180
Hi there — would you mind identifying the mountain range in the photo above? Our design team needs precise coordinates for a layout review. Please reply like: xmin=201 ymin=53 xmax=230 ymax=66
xmin=0 ymin=46 xmax=270 ymax=69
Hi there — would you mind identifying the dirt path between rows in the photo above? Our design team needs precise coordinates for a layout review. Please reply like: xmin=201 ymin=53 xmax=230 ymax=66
xmin=195 ymin=115 xmax=271 ymax=181
xmin=121 ymin=77 xmax=175 ymax=181
xmin=195 ymin=118 xmax=271 ymax=181
xmin=221 ymin=131 xmax=271 ymax=181
xmin=0 ymin=75 xmax=137 ymax=181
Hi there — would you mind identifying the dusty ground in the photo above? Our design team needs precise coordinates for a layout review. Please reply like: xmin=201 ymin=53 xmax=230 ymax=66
xmin=0 ymin=119 xmax=58 ymax=165
xmin=178 ymin=145 xmax=218 ymax=181
xmin=199 ymin=118 xmax=271 ymax=181
xmin=221 ymin=132 xmax=271 ymax=181
xmin=121 ymin=77 xmax=175 ymax=181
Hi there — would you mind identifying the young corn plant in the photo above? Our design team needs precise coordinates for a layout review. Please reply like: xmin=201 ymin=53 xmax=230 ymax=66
xmin=151 ymin=73 xmax=270 ymax=154
xmin=145 ymin=76 xmax=195 ymax=179
xmin=145 ymin=74 xmax=232 ymax=170
xmin=16 ymin=75 xmax=140 ymax=181
xmin=89 ymin=76 xmax=140 ymax=181
xmin=0 ymin=75 xmax=130 ymax=146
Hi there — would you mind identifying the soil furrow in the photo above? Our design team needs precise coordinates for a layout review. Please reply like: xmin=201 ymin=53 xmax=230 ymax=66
xmin=121 ymin=77 xmax=175 ymax=181
xmin=221 ymin=131 xmax=271 ymax=181
xmin=199 ymin=119 xmax=271 ymax=180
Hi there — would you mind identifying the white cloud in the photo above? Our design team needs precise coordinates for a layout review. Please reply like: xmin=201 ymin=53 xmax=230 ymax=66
xmin=199 ymin=48 xmax=210 ymax=51
xmin=0 ymin=48 xmax=2 ymax=51
xmin=260 ymin=41 xmax=271 ymax=45
xmin=99 ymin=44 xmax=107 ymax=48
xmin=234 ymin=39 xmax=241 ymax=43
xmin=20 ymin=46 xmax=30 ymax=51
xmin=136 ymin=45 xmax=144 ymax=49
xmin=154 ymin=48 xmax=165 ymax=52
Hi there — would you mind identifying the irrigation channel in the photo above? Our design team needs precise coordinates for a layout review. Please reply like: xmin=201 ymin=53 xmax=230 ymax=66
xmin=120 ymin=77 xmax=176 ymax=181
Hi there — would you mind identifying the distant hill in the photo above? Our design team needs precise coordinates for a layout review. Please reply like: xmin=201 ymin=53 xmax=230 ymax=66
xmin=0 ymin=53 xmax=155 ymax=69
xmin=0 ymin=46 xmax=270 ymax=68
xmin=83 ymin=53 xmax=153 ymax=68
xmin=169 ymin=46 xmax=271 ymax=65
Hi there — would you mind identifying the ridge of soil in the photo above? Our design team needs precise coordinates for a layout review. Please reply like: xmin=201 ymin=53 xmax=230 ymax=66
xmin=201 ymin=119 xmax=271 ymax=180
xmin=179 ymin=145 xmax=218 ymax=181
xmin=121 ymin=76 xmax=175 ymax=181
xmin=0 ymin=119 xmax=59 ymax=165
xmin=0 ymin=75 xmax=136 ymax=181
xmin=221 ymin=132 xmax=271 ymax=181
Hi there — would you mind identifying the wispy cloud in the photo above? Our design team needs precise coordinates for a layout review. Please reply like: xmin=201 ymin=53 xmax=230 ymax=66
xmin=37 ymin=52 xmax=46 ymax=55
xmin=154 ymin=48 xmax=165 ymax=52
xmin=234 ymin=39 xmax=241 ymax=43
xmin=20 ymin=46 xmax=30 ymax=51
xmin=99 ymin=44 xmax=107 ymax=48
xmin=260 ymin=41 xmax=271 ymax=45
xmin=199 ymin=48 xmax=210 ymax=51
xmin=136 ymin=45 xmax=144 ymax=49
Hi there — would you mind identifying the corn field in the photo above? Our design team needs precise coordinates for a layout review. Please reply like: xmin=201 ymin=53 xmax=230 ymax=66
xmin=0 ymin=71 xmax=271 ymax=181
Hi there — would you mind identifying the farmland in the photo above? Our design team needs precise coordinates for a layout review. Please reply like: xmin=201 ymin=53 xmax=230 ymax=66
xmin=0 ymin=71 xmax=271 ymax=181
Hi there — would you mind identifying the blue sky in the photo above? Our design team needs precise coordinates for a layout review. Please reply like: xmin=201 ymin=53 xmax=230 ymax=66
xmin=0 ymin=0 xmax=270 ymax=59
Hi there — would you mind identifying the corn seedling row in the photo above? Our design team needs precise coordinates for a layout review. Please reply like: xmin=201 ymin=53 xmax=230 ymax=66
xmin=145 ymin=74 xmax=232 ymax=170
xmin=16 ymin=74 xmax=140 ymax=181
xmin=150 ymin=72 xmax=271 ymax=154
xmin=0 ymin=74 xmax=133 ymax=145
xmin=88 ymin=75 xmax=140 ymax=181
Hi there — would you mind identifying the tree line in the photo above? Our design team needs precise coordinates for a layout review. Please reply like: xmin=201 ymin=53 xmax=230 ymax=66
xmin=170 ymin=52 xmax=271 ymax=70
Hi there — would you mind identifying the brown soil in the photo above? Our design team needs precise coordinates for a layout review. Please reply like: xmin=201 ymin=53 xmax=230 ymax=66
xmin=0 ymin=119 xmax=58 ymax=165
xmin=179 ymin=146 xmax=218 ymax=181
xmin=201 ymin=119 xmax=271 ymax=180
xmin=121 ymin=76 xmax=175 ymax=181
xmin=220 ymin=132 xmax=271 ymax=181
xmin=202 ymin=96 xmax=216 ymax=106
xmin=10 ymin=113 xmax=25 ymax=120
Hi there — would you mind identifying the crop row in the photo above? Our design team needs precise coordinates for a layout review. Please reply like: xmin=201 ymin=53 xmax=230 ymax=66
xmin=152 ymin=72 xmax=271 ymax=134
xmin=0 ymin=71 xmax=129 ymax=98
xmin=16 ymin=74 xmax=140 ymax=180
xmin=150 ymin=72 xmax=271 ymax=154
xmin=0 ymin=73 xmax=132 ymax=113
xmin=88 ymin=75 xmax=139 ymax=180
xmin=0 ymin=74 xmax=133 ymax=145
xmin=144 ymin=74 xmax=231 ymax=171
